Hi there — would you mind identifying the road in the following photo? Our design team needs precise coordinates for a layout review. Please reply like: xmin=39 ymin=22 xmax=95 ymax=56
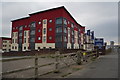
xmin=67 ymin=49 xmax=118 ymax=78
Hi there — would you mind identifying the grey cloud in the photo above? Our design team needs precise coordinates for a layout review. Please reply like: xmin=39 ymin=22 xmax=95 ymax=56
xmin=1 ymin=2 xmax=118 ymax=44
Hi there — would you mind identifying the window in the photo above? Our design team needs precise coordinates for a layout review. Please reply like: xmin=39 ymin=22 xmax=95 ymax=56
xmin=71 ymin=23 xmax=74 ymax=28
xmin=49 ymin=28 xmax=52 ymax=31
xmin=49 ymin=20 xmax=52 ymax=23
xmin=30 ymin=30 xmax=35 ymax=35
xmin=43 ymin=47 xmax=46 ymax=49
xmin=12 ymin=46 xmax=14 ymax=49
xmin=56 ymin=18 xmax=62 ymax=24
xmin=38 ymin=47 xmax=40 ymax=49
xmin=31 ymin=22 xmax=36 ymax=27
xmin=19 ymin=33 xmax=22 ymax=37
xmin=38 ymin=37 xmax=41 ymax=40
xmin=16 ymin=33 xmax=18 ymax=36
xmin=15 ymin=39 xmax=17 ymax=43
xmin=24 ymin=38 xmax=26 ymax=43
xmin=38 ymin=29 xmax=41 ymax=32
xmin=71 ymin=31 xmax=74 ymax=35
xmin=72 ymin=38 xmax=74 ymax=43
xmin=56 ymin=27 xmax=62 ymax=33
xmin=64 ymin=36 xmax=67 ymax=42
xmin=63 ymin=18 xmax=67 ymax=25
xmin=49 ymin=36 xmax=52 ymax=40
xmin=43 ymin=36 xmax=46 ymax=42
xmin=25 ymin=25 xmax=27 ymax=28
xmin=12 ymin=39 xmax=14 ymax=43
xmin=38 ymin=22 xmax=41 ymax=24
xmin=30 ymin=38 xmax=35 ymax=42
xmin=24 ymin=31 xmax=26 ymax=36
xmin=56 ymin=36 xmax=62 ymax=42
xmin=16 ymin=27 xmax=18 ymax=29
xmin=64 ymin=28 xmax=67 ymax=33
xmin=43 ymin=28 xmax=46 ymax=34
xmin=19 ymin=26 xmax=23 ymax=31
xmin=68 ymin=21 xmax=70 ymax=24
xmin=19 ymin=39 xmax=22 ymax=43
xmin=13 ymin=27 xmax=15 ymax=30
xmin=15 ymin=46 xmax=17 ymax=49
xmin=24 ymin=47 xmax=26 ymax=50
xmin=43 ymin=19 xmax=47 ymax=24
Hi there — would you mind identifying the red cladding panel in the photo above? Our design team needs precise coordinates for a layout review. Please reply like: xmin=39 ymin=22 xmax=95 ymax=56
xmin=29 ymin=8 xmax=63 ymax=43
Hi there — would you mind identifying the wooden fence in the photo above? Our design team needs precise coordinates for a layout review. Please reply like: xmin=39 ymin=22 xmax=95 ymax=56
xmin=1 ymin=50 xmax=97 ymax=79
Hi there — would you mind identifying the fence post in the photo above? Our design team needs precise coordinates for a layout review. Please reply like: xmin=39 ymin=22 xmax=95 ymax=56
xmin=76 ymin=51 xmax=82 ymax=65
xmin=35 ymin=53 xmax=38 ymax=78
xmin=54 ymin=51 xmax=60 ymax=73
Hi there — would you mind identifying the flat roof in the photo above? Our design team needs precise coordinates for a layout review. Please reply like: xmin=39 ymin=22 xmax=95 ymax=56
xmin=11 ymin=6 xmax=83 ymax=27
xmin=0 ymin=37 xmax=11 ymax=40
xmin=11 ymin=16 xmax=30 ymax=22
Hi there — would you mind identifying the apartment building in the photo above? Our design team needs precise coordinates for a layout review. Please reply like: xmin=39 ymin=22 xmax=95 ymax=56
xmin=84 ymin=30 xmax=94 ymax=51
xmin=11 ymin=6 xmax=85 ymax=51
xmin=0 ymin=37 xmax=11 ymax=52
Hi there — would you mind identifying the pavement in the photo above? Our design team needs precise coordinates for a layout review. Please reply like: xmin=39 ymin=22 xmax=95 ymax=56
xmin=66 ymin=50 xmax=118 ymax=78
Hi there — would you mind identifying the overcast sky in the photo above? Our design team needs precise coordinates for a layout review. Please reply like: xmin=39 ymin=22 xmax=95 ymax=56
xmin=0 ymin=1 xmax=118 ymax=45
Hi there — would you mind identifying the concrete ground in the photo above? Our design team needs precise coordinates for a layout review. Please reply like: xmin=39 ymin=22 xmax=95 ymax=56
xmin=66 ymin=50 xmax=118 ymax=78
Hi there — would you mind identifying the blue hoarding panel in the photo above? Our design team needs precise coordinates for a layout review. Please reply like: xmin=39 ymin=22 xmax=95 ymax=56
xmin=94 ymin=38 xmax=104 ymax=49
xmin=87 ymin=30 xmax=90 ymax=36
xmin=91 ymin=31 xmax=94 ymax=40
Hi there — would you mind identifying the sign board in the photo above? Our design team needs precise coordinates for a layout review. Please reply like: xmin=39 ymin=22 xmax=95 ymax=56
xmin=94 ymin=38 xmax=104 ymax=49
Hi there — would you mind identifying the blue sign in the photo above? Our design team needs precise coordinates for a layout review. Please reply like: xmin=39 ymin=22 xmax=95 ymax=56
xmin=91 ymin=31 xmax=94 ymax=40
xmin=94 ymin=38 xmax=104 ymax=49
xmin=87 ymin=30 xmax=90 ymax=36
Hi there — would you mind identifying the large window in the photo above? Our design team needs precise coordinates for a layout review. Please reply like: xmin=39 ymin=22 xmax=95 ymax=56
xmin=64 ymin=36 xmax=67 ymax=42
xmin=56 ymin=18 xmax=62 ymax=24
xmin=30 ymin=30 xmax=35 ymax=35
xmin=63 ymin=18 xmax=67 ymax=25
xmin=24 ymin=31 xmax=26 ymax=36
xmin=19 ymin=33 xmax=22 ymax=37
xmin=56 ymin=27 xmax=62 ymax=33
xmin=19 ymin=26 xmax=23 ymax=31
xmin=64 ymin=27 xmax=67 ymax=33
xmin=19 ymin=39 xmax=22 ymax=43
xmin=71 ymin=23 xmax=74 ymax=28
xmin=56 ymin=36 xmax=62 ymax=42
xmin=30 ymin=38 xmax=35 ymax=42
xmin=31 ymin=22 xmax=36 ymax=27
xmin=68 ymin=28 xmax=70 ymax=34
xmin=72 ymin=31 xmax=74 ymax=35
